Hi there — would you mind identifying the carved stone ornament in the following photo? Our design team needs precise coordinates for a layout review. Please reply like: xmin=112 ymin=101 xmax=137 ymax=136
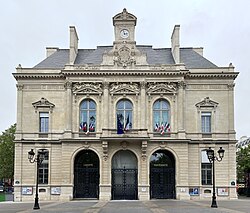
xmin=113 ymin=8 xmax=137 ymax=23
xmin=159 ymin=141 xmax=167 ymax=148
xmin=141 ymin=141 xmax=147 ymax=161
xmin=83 ymin=141 xmax=90 ymax=149
xmin=121 ymin=141 xmax=128 ymax=149
xmin=147 ymin=82 xmax=177 ymax=95
xmin=102 ymin=141 xmax=108 ymax=161
xmin=32 ymin=97 xmax=55 ymax=112
xmin=72 ymin=82 xmax=103 ymax=95
xmin=114 ymin=46 xmax=136 ymax=68
xmin=110 ymin=82 xmax=139 ymax=95
xmin=64 ymin=81 xmax=72 ymax=89
xmin=195 ymin=97 xmax=218 ymax=109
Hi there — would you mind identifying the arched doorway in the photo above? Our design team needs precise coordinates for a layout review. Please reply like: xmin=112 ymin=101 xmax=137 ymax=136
xmin=112 ymin=150 xmax=138 ymax=200
xmin=150 ymin=150 xmax=175 ymax=199
xmin=73 ymin=150 xmax=99 ymax=199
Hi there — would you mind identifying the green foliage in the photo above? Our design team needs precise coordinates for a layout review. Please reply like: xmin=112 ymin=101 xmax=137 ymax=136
xmin=0 ymin=124 xmax=16 ymax=179
xmin=236 ymin=145 xmax=250 ymax=182
xmin=0 ymin=193 xmax=5 ymax=202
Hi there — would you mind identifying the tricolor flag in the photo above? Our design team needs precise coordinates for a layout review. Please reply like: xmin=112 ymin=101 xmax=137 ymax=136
xmin=124 ymin=114 xmax=130 ymax=131
xmin=89 ymin=122 xmax=95 ymax=132
xmin=80 ymin=122 xmax=87 ymax=132
xmin=160 ymin=123 xmax=165 ymax=135
xmin=165 ymin=123 xmax=170 ymax=132
xmin=154 ymin=123 xmax=159 ymax=131
xmin=117 ymin=114 xmax=124 ymax=134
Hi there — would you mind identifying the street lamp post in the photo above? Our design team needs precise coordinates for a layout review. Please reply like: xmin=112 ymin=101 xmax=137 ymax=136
xmin=206 ymin=147 xmax=225 ymax=208
xmin=28 ymin=149 xmax=45 ymax=210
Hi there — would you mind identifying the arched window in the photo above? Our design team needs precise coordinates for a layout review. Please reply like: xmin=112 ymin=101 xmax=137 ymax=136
xmin=80 ymin=99 xmax=96 ymax=133
xmin=38 ymin=149 xmax=49 ymax=184
xmin=153 ymin=99 xmax=170 ymax=134
xmin=116 ymin=99 xmax=133 ymax=131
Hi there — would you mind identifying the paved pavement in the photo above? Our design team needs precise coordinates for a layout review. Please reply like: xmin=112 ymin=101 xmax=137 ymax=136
xmin=0 ymin=198 xmax=250 ymax=213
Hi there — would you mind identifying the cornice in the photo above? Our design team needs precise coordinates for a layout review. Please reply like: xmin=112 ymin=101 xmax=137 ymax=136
xmin=13 ymin=73 xmax=65 ymax=80
xmin=185 ymin=72 xmax=239 ymax=80
xmin=61 ymin=70 xmax=186 ymax=77
xmin=13 ymin=70 xmax=239 ymax=80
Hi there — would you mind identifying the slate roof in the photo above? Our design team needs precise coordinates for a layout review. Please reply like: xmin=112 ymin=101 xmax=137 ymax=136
xmin=34 ymin=45 xmax=217 ymax=69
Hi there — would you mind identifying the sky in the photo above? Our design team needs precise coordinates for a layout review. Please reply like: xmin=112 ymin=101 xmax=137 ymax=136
xmin=1 ymin=0 xmax=249 ymax=139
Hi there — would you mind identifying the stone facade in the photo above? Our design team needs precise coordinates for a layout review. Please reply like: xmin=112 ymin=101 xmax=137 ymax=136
xmin=13 ymin=9 xmax=238 ymax=201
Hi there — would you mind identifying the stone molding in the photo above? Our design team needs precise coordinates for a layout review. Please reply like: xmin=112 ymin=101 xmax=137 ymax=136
xmin=195 ymin=97 xmax=218 ymax=109
xmin=147 ymin=82 xmax=177 ymax=95
xmin=113 ymin=8 xmax=137 ymax=23
xmin=32 ymin=97 xmax=55 ymax=112
xmin=109 ymin=82 xmax=139 ymax=95
xmin=72 ymin=82 xmax=103 ymax=95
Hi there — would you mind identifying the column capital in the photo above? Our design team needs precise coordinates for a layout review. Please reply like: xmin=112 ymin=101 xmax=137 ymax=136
xmin=64 ymin=81 xmax=72 ymax=89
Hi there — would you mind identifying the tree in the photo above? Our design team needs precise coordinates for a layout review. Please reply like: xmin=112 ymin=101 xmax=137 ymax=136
xmin=0 ymin=124 xmax=16 ymax=180
xmin=237 ymin=146 xmax=250 ymax=182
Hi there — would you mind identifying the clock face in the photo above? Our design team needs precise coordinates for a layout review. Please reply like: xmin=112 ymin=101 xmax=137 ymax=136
xmin=120 ymin=29 xmax=129 ymax=39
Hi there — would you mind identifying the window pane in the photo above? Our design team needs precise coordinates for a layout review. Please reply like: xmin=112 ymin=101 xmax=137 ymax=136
xmin=201 ymin=163 xmax=212 ymax=185
xmin=116 ymin=100 xmax=133 ymax=129
xmin=162 ymin=111 xmax=168 ymax=123
xmin=81 ymin=101 xmax=87 ymax=109
xmin=38 ymin=150 xmax=49 ymax=184
xmin=39 ymin=113 xmax=49 ymax=133
xmin=125 ymin=101 xmax=132 ymax=109
xmin=79 ymin=99 xmax=96 ymax=132
xmin=89 ymin=101 xmax=96 ymax=109
xmin=161 ymin=101 xmax=169 ymax=109
xmin=153 ymin=101 xmax=160 ymax=109
xmin=117 ymin=101 xmax=124 ymax=109
xmin=153 ymin=99 xmax=170 ymax=132
xmin=201 ymin=112 xmax=211 ymax=133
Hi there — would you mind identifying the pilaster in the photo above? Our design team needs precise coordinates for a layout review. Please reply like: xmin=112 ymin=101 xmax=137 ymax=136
xmin=65 ymin=81 xmax=72 ymax=138
xmin=15 ymin=84 xmax=23 ymax=140
xmin=177 ymin=81 xmax=186 ymax=138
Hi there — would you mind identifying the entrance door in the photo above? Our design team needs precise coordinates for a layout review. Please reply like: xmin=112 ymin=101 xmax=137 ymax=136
xmin=74 ymin=150 xmax=99 ymax=198
xmin=112 ymin=150 xmax=138 ymax=200
xmin=150 ymin=150 xmax=175 ymax=199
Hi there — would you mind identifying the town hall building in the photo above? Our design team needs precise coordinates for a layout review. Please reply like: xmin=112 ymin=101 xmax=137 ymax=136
xmin=13 ymin=9 xmax=238 ymax=201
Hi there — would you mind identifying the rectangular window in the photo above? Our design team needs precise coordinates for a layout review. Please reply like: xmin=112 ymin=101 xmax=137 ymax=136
xmin=201 ymin=163 xmax=212 ymax=185
xmin=201 ymin=112 xmax=211 ymax=133
xmin=39 ymin=112 xmax=49 ymax=133
xmin=39 ymin=151 xmax=49 ymax=184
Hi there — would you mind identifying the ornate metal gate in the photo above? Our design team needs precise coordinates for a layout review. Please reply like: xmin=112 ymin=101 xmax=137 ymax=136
xmin=74 ymin=150 xmax=99 ymax=199
xmin=150 ymin=167 xmax=175 ymax=199
xmin=74 ymin=167 xmax=99 ymax=198
xmin=112 ymin=167 xmax=138 ymax=200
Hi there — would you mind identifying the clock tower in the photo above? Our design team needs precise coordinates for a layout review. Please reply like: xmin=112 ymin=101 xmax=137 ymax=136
xmin=102 ymin=8 xmax=147 ymax=68
xmin=113 ymin=8 xmax=136 ymax=43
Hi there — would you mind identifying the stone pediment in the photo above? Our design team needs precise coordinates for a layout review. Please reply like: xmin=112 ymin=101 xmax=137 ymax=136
xmin=72 ymin=82 xmax=102 ymax=95
xmin=113 ymin=8 xmax=137 ymax=23
xmin=110 ymin=82 xmax=139 ymax=95
xmin=147 ymin=82 xmax=177 ymax=95
xmin=195 ymin=97 xmax=218 ymax=109
xmin=32 ymin=98 xmax=55 ymax=111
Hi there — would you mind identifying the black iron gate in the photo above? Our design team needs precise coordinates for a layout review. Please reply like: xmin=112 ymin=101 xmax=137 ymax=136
xmin=74 ymin=167 xmax=99 ymax=198
xmin=150 ymin=167 xmax=175 ymax=199
xmin=112 ymin=168 xmax=138 ymax=200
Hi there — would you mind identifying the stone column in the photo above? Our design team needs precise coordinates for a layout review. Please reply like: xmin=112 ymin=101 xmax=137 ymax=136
xmin=177 ymin=81 xmax=186 ymax=138
xmin=140 ymin=81 xmax=146 ymax=129
xmin=99 ymin=141 xmax=111 ymax=200
xmin=139 ymin=141 xmax=149 ymax=200
xmin=16 ymin=84 xmax=23 ymax=140
xmin=102 ymin=82 xmax=109 ymax=135
xmin=228 ymin=144 xmax=238 ymax=198
xmin=65 ymin=81 xmax=72 ymax=138
xmin=228 ymin=83 xmax=235 ymax=139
